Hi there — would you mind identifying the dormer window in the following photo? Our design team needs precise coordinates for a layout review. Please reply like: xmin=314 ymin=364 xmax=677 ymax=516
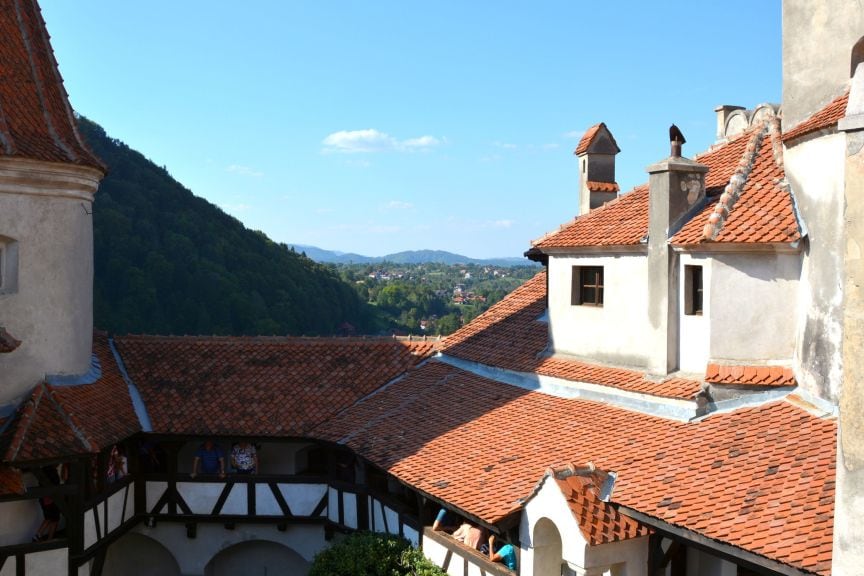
xmin=571 ymin=266 xmax=604 ymax=306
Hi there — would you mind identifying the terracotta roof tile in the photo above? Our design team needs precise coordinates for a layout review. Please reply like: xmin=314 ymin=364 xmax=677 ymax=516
xmin=552 ymin=470 xmax=650 ymax=545
xmin=782 ymin=91 xmax=850 ymax=142
xmin=586 ymin=181 xmax=620 ymax=193
xmin=1 ymin=334 xmax=141 ymax=464
xmin=0 ymin=0 xmax=103 ymax=169
xmin=0 ymin=466 xmax=25 ymax=496
xmin=442 ymin=271 xmax=702 ymax=400
xmin=115 ymin=336 xmax=435 ymax=436
xmin=574 ymin=124 xmax=601 ymax=155
xmin=536 ymin=121 xmax=800 ymax=249
xmin=315 ymin=361 xmax=835 ymax=575
xmin=706 ymin=363 xmax=796 ymax=387
xmin=672 ymin=119 xmax=799 ymax=245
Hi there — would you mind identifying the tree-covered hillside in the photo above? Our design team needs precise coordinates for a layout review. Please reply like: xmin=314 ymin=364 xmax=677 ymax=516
xmin=80 ymin=117 xmax=370 ymax=336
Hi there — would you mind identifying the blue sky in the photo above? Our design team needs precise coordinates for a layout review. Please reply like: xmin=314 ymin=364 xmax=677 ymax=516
xmin=41 ymin=1 xmax=781 ymax=259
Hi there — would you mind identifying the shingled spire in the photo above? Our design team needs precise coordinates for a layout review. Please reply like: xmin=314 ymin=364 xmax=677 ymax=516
xmin=0 ymin=0 xmax=103 ymax=170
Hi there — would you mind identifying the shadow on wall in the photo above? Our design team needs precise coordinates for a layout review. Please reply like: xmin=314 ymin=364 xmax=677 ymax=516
xmin=102 ymin=532 xmax=181 ymax=576
xmin=204 ymin=540 xmax=310 ymax=576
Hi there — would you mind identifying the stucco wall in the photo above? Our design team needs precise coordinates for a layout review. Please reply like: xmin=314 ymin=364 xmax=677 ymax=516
xmin=0 ymin=159 xmax=101 ymax=407
xmin=0 ymin=500 xmax=42 ymax=546
xmin=785 ymin=133 xmax=847 ymax=402
xmin=548 ymin=254 xmax=651 ymax=369
xmin=132 ymin=522 xmax=325 ymax=576
xmin=708 ymin=252 xmax=800 ymax=363
xmin=520 ymin=477 xmax=648 ymax=576
xmin=782 ymin=0 xmax=864 ymax=128
xmin=684 ymin=547 xmax=737 ymax=576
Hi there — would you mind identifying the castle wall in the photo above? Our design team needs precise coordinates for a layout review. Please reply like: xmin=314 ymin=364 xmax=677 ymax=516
xmin=0 ymin=159 xmax=101 ymax=405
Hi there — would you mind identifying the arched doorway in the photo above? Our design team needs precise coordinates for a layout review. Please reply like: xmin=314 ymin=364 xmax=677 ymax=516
xmin=533 ymin=517 xmax=563 ymax=576
xmin=204 ymin=540 xmax=310 ymax=576
xmin=102 ymin=532 xmax=181 ymax=576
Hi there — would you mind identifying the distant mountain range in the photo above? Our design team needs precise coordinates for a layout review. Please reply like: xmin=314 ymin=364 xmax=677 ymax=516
xmin=288 ymin=245 xmax=537 ymax=267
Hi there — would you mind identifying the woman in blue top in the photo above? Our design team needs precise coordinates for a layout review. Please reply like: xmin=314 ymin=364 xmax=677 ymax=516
xmin=488 ymin=534 xmax=517 ymax=570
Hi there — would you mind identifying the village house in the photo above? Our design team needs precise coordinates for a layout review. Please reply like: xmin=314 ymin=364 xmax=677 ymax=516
xmin=0 ymin=0 xmax=862 ymax=575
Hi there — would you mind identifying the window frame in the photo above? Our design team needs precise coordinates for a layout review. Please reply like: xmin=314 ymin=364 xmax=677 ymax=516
xmin=571 ymin=265 xmax=604 ymax=307
xmin=684 ymin=264 xmax=703 ymax=316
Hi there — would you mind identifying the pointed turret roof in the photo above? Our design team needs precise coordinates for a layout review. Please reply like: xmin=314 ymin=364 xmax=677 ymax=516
xmin=0 ymin=0 xmax=103 ymax=170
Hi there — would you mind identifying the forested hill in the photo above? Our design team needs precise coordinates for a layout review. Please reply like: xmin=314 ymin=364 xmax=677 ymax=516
xmin=79 ymin=117 xmax=370 ymax=336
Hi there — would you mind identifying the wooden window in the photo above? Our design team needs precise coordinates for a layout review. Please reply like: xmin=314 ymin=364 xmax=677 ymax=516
xmin=571 ymin=266 xmax=604 ymax=306
xmin=685 ymin=265 xmax=703 ymax=315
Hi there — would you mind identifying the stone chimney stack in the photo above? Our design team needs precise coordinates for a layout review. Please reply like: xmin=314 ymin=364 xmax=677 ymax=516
xmin=714 ymin=105 xmax=746 ymax=142
xmin=575 ymin=123 xmax=620 ymax=215
xmin=644 ymin=127 xmax=708 ymax=375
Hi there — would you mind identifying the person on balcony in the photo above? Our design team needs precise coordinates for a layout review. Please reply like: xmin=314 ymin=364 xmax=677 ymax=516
xmin=190 ymin=440 xmax=225 ymax=478
xmin=452 ymin=521 xmax=487 ymax=551
xmin=106 ymin=445 xmax=127 ymax=483
xmin=231 ymin=441 xmax=258 ymax=474
xmin=432 ymin=507 xmax=459 ymax=533
xmin=488 ymin=534 xmax=517 ymax=571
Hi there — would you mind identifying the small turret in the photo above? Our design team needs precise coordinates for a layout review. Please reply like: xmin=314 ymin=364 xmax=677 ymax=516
xmin=574 ymin=123 xmax=620 ymax=215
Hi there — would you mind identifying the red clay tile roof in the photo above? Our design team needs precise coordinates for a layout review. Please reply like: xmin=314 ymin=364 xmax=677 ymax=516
xmin=316 ymin=360 xmax=835 ymax=575
xmin=782 ymin=91 xmax=850 ymax=142
xmin=551 ymin=469 xmax=650 ymax=545
xmin=672 ymin=120 xmax=800 ymax=245
xmin=0 ymin=0 xmax=103 ymax=170
xmin=0 ymin=466 xmax=25 ymax=496
xmin=115 ymin=335 xmax=435 ymax=436
xmin=706 ymin=363 xmax=796 ymax=387
xmin=574 ymin=122 xmax=620 ymax=156
xmin=533 ymin=185 xmax=649 ymax=249
xmin=442 ymin=271 xmax=702 ymax=400
xmin=3 ymin=383 xmax=90 ymax=463
xmin=586 ymin=181 xmax=619 ymax=193
xmin=1 ymin=334 xmax=140 ymax=464
xmin=536 ymin=122 xmax=800 ymax=249
xmin=0 ymin=326 xmax=21 ymax=353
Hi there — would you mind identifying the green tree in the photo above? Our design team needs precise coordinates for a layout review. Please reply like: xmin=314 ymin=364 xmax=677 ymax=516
xmin=309 ymin=532 xmax=445 ymax=576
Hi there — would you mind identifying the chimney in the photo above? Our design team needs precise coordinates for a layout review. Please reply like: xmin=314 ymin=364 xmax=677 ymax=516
xmin=575 ymin=123 xmax=621 ymax=215
xmin=714 ymin=105 xmax=745 ymax=142
xmin=644 ymin=126 xmax=708 ymax=375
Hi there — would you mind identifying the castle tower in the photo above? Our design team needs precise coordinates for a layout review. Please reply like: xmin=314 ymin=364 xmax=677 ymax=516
xmin=0 ymin=0 xmax=105 ymax=406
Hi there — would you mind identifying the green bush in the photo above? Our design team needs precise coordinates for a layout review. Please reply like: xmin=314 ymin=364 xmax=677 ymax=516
xmin=309 ymin=531 xmax=446 ymax=576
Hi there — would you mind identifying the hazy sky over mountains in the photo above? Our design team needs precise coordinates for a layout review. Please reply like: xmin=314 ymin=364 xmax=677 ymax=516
xmin=42 ymin=1 xmax=780 ymax=258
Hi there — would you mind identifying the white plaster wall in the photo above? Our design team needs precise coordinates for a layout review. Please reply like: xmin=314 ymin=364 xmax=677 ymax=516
xmin=403 ymin=524 xmax=419 ymax=546
xmin=0 ymin=499 xmax=41 ymax=545
xmin=708 ymin=252 xmax=801 ymax=363
xmin=255 ymin=483 xmax=281 ymax=515
xmin=423 ymin=537 xmax=451 ymax=571
xmin=25 ymin=548 xmax=68 ymax=576
xmin=177 ymin=482 xmax=231 ymax=515
xmin=678 ymin=254 xmax=710 ymax=374
xmin=327 ymin=487 xmax=338 ymax=523
xmin=548 ymin=254 xmax=651 ymax=368
xmin=786 ymin=134 xmax=847 ymax=403
xmin=146 ymin=481 xmax=167 ymax=513
xmin=0 ymin=160 xmax=101 ymax=407
xmin=685 ymin=548 xmax=737 ymax=576
xmin=106 ymin=485 xmax=133 ymax=533
xmin=278 ymin=483 xmax=326 ymax=516
xmin=84 ymin=505 xmax=98 ymax=549
xmin=521 ymin=477 xmax=647 ymax=576
xmin=133 ymin=521 xmax=326 ymax=575
xmin=421 ymin=536 xmax=489 ymax=576
xmin=343 ymin=491 xmax=358 ymax=529
xmin=0 ymin=558 xmax=14 ymax=576
xmin=521 ymin=478 xmax=588 ymax=575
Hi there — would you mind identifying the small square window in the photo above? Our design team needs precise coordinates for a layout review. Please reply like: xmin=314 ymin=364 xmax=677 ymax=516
xmin=685 ymin=265 xmax=703 ymax=315
xmin=571 ymin=266 xmax=604 ymax=306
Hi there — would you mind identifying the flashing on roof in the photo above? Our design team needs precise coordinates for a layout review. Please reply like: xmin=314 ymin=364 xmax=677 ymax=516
xmin=46 ymin=353 xmax=101 ymax=386
xmin=108 ymin=338 xmax=153 ymax=432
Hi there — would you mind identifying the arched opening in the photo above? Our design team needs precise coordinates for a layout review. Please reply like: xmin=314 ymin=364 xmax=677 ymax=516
xmin=204 ymin=539 xmax=310 ymax=576
xmin=850 ymin=36 xmax=864 ymax=77
xmin=102 ymin=532 xmax=181 ymax=576
xmin=533 ymin=517 xmax=563 ymax=576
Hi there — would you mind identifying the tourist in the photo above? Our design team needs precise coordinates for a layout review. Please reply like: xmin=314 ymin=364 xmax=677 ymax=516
xmin=191 ymin=440 xmax=225 ymax=478
xmin=231 ymin=441 xmax=258 ymax=474
xmin=33 ymin=466 xmax=61 ymax=542
xmin=106 ymin=445 xmax=127 ymax=483
xmin=452 ymin=521 xmax=486 ymax=551
xmin=488 ymin=534 xmax=517 ymax=570
xmin=432 ymin=507 xmax=459 ymax=533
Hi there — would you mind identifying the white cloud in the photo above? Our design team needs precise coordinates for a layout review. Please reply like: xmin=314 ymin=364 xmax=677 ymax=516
xmin=220 ymin=202 xmax=251 ymax=214
xmin=563 ymin=130 xmax=583 ymax=139
xmin=226 ymin=164 xmax=263 ymax=178
xmin=490 ymin=219 xmax=515 ymax=228
xmin=493 ymin=140 xmax=517 ymax=149
xmin=322 ymin=129 xmax=442 ymax=154
xmin=381 ymin=200 xmax=414 ymax=211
